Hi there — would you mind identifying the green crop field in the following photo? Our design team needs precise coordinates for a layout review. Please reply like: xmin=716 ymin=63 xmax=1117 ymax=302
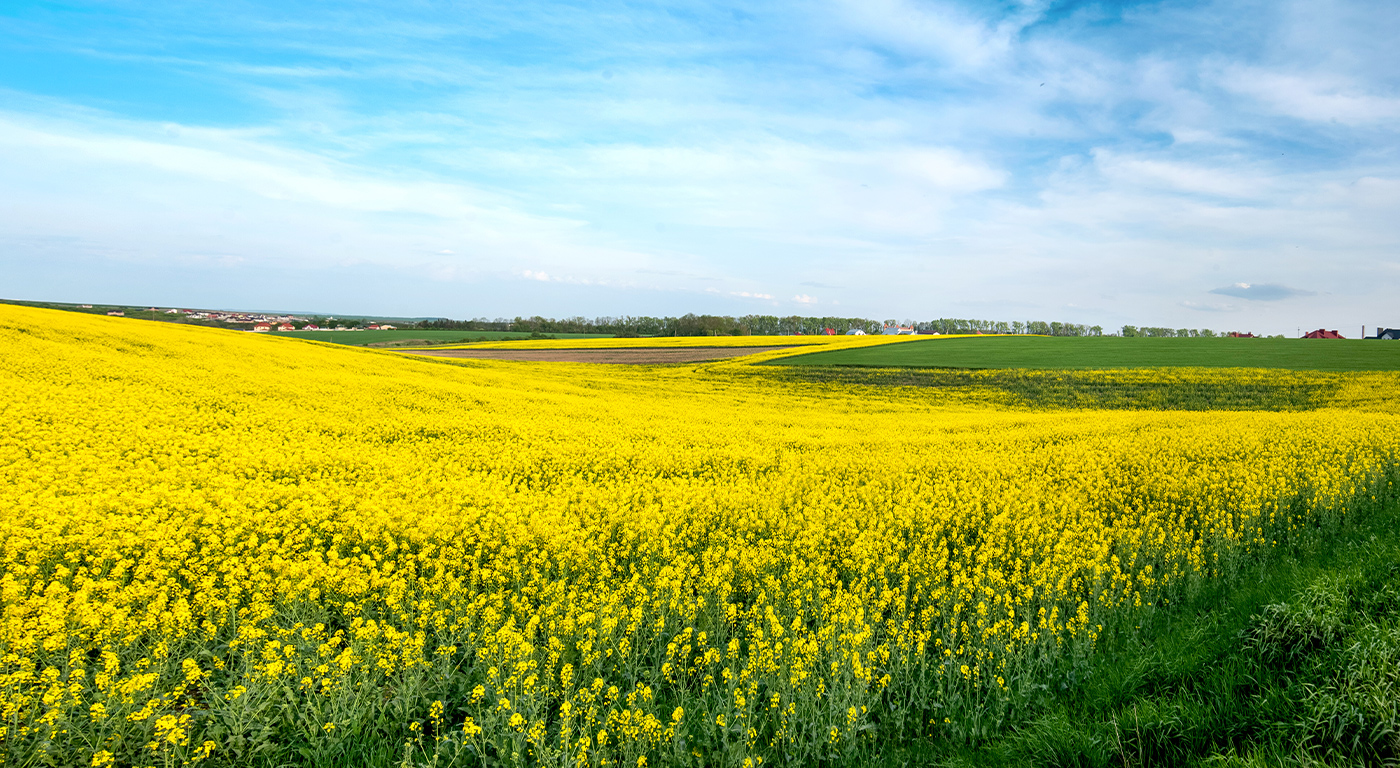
xmin=277 ymin=329 xmax=612 ymax=346
xmin=770 ymin=335 xmax=1400 ymax=371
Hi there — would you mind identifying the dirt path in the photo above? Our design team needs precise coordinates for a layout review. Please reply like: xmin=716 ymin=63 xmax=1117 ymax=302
xmin=398 ymin=346 xmax=794 ymax=364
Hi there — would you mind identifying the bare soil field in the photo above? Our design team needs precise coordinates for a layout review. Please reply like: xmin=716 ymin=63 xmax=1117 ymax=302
xmin=398 ymin=346 xmax=793 ymax=364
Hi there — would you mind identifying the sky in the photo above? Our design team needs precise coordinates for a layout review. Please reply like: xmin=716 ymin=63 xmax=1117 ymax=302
xmin=1 ymin=0 xmax=1397 ymax=334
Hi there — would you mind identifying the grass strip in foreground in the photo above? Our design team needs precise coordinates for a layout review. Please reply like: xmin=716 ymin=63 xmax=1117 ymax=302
xmin=905 ymin=499 xmax=1400 ymax=768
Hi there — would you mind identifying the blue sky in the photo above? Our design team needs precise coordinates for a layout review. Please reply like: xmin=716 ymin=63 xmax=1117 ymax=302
xmin=1 ymin=0 xmax=1397 ymax=333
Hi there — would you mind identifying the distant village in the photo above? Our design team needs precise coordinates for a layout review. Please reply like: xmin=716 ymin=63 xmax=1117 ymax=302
xmin=85 ymin=305 xmax=394 ymax=332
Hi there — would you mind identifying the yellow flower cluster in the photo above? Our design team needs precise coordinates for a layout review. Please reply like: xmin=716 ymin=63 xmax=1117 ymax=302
xmin=0 ymin=304 xmax=1396 ymax=767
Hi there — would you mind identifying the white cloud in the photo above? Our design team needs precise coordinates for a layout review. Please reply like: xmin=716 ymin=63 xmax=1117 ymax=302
xmin=793 ymin=294 xmax=817 ymax=304
xmin=830 ymin=0 xmax=1046 ymax=70
xmin=1092 ymin=150 xmax=1265 ymax=200
xmin=545 ymin=142 xmax=1005 ymax=243
xmin=0 ymin=113 xmax=547 ymax=225
xmin=0 ymin=109 xmax=687 ymax=287
xmin=1219 ymin=66 xmax=1400 ymax=126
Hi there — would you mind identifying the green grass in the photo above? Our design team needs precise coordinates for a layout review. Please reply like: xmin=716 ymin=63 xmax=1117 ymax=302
xmin=881 ymin=497 xmax=1400 ymax=768
xmin=277 ymin=330 xmax=611 ymax=346
xmin=771 ymin=336 xmax=1400 ymax=372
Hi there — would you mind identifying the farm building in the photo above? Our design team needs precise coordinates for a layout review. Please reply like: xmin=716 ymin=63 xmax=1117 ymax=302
xmin=881 ymin=325 xmax=916 ymax=335
xmin=845 ymin=329 xmax=866 ymax=335
xmin=1371 ymin=328 xmax=1400 ymax=340
xmin=253 ymin=323 xmax=271 ymax=332
xmin=1303 ymin=329 xmax=1345 ymax=339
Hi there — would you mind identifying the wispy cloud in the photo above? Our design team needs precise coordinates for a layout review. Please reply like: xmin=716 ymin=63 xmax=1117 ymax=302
xmin=830 ymin=0 xmax=1045 ymax=70
xmin=1180 ymin=300 xmax=1238 ymax=313
xmin=1220 ymin=66 xmax=1400 ymax=126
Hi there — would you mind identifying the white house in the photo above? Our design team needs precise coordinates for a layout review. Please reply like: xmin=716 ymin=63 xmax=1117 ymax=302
xmin=845 ymin=329 xmax=866 ymax=335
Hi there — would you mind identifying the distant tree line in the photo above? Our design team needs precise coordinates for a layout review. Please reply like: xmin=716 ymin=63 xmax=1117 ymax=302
xmin=915 ymin=319 xmax=1106 ymax=336
xmin=415 ymin=314 xmax=1229 ymax=338
xmin=1121 ymin=326 xmax=1219 ymax=338
xmin=416 ymin=315 xmax=882 ymax=336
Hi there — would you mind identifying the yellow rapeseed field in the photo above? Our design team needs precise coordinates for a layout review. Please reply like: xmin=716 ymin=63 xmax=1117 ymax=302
xmin=1 ymin=305 xmax=1396 ymax=767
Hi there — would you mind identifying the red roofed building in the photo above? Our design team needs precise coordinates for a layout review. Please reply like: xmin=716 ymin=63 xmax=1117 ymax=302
xmin=1227 ymin=332 xmax=1257 ymax=338
xmin=1303 ymin=329 xmax=1345 ymax=339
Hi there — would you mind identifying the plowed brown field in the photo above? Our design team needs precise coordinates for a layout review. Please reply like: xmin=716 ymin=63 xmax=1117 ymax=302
xmin=397 ymin=346 xmax=793 ymax=364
